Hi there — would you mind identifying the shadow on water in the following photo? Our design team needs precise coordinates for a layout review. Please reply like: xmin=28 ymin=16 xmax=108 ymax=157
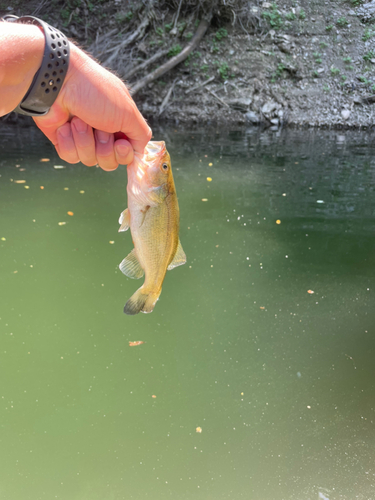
xmin=1 ymin=123 xmax=375 ymax=500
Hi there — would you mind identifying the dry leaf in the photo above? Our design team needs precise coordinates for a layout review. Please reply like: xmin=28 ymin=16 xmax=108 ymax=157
xmin=40 ymin=158 xmax=50 ymax=162
xmin=196 ymin=427 xmax=202 ymax=433
xmin=14 ymin=180 xmax=26 ymax=184
xmin=67 ymin=211 xmax=74 ymax=216
xmin=307 ymin=290 xmax=314 ymax=294
xmin=129 ymin=341 xmax=144 ymax=347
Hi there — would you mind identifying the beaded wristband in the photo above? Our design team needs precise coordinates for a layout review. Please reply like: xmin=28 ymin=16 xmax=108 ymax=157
xmin=1 ymin=15 xmax=70 ymax=116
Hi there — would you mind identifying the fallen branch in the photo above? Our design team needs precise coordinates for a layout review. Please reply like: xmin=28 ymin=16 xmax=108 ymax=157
xmin=206 ymin=88 xmax=230 ymax=108
xmin=126 ymin=47 xmax=170 ymax=80
xmin=131 ymin=16 xmax=211 ymax=96
xmin=185 ymin=75 xmax=215 ymax=94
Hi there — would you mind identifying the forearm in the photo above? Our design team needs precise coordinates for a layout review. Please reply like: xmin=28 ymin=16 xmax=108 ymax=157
xmin=0 ymin=22 xmax=44 ymax=115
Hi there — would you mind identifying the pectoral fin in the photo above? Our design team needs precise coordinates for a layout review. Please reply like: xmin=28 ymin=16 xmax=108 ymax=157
xmin=118 ymin=209 xmax=130 ymax=232
xmin=119 ymin=249 xmax=144 ymax=279
xmin=168 ymin=239 xmax=187 ymax=270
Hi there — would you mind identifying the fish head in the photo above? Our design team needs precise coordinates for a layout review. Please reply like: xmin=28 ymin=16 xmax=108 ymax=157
xmin=128 ymin=141 xmax=174 ymax=205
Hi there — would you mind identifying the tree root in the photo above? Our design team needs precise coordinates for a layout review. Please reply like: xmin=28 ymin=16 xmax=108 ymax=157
xmin=125 ymin=47 xmax=170 ymax=80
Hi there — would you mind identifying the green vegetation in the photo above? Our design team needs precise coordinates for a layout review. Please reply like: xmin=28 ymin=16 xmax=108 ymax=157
xmin=312 ymin=70 xmax=319 ymax=78
xmin=362 ymin=28 xmax=375 ymax=42
xmin=299 ymin=9 xmax=306 ymax=20
xmin=326 ymin=24 xmax=334 ymax=31
xmin=155 ymin=27 xmax=164 ymax=36
xmin=350 ymin=0 xmax=364 ymax=5
xmin=285 ymin=12 xmax=296 ymax=21
xmin=363 ymin=51 xmax=375 ymax=61
xmin=343 ymin=56 xmax=352 ymax=63
xmin=320 ymin=42 xmax=328 ymax=48
xmin=262 ymin=4 xmax=283 ymax=30
xmin=164 ymin=22 xmax=173 ymax=32
xmin=168 ymin=45 xmax=182 ymax=58
xmin=313 ymin=52 xmax=322 ymax=64
xmin=336 ymin=17 xmax=348 ymax=27
xmin=358 ymin=76 xmax=370 ymax=84
xmin=371 ymin=84 xmax=375 ymax=92
xmin=271 ymin=63 xmax=286 ymax=82
xmin=217 ymin=62 xmax=229 ymax=79
xmin=215 ymin=28 xmax=228 ymax=41
xmin=323 ymin=84 xmax=330 ymax=92
xmin=185 ymin=32 xmax=193 ymax=40
xmin=330 ymin=67 xmax=340 ymax=76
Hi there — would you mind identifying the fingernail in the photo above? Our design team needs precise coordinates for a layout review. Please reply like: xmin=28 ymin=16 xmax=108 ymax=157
xmin=59 ymin=124 xmax=71 ymax=138
xmin=74 ymin=120 xmax=88 ymax=134
xmin=115 ymin=144 xmax=130 ymax=156
xmin=97 ymin=131 xmax=110 ymax=144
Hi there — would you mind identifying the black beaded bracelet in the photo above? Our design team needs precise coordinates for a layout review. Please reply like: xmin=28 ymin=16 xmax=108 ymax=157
xmin=1 ymin=15 xmax=70 ymax=116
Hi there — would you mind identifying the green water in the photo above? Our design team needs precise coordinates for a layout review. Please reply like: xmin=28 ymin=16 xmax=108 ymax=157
xmin=0 ymin=125 xmax=374 ymax=500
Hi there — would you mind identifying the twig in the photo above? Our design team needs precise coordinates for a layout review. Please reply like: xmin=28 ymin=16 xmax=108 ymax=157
xmin=131 ymin=16 xmax=212 ymax=95
xmin=159 ymin=80 xmax=177 ymax=116
xmin=206 ymin=88 xmax=230 ymax=108
xmin=104 ymin=14 xmax=151 ymax=66
xmin=185 ymin=76 xmax=215 ymax=94
xmin=170 ymin=0 xmax=183 ymax=35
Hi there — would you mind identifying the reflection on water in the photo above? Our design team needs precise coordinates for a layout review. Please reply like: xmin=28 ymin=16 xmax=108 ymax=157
xmin=0 ymin=123 xmax=375 ymax=500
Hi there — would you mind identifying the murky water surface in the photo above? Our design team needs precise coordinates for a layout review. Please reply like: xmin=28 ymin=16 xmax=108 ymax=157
xmin=1 ymin=124 xmax=375 ymax=500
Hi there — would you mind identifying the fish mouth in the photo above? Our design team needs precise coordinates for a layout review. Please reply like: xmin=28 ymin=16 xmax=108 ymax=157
xmin=144 ymin=141 xmax=166 ymax=162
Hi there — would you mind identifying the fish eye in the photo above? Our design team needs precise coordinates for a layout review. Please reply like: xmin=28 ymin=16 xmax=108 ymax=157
xmin=162 ymin=163 xmax=168 ymax=171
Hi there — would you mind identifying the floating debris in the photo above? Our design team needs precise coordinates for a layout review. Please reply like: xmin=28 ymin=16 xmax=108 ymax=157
xmin=14 ymin=180 xmax=26 ymax=184
xmin=202 ymin=198 xmax=208 ymax=202
xmin=109 ymin=241 xmax=115 ymax=244
xmin=307 ymin=290 xmax=314 ymax=294
xmin=207 ymin=177 xmax=212 ymax=182
xmin=196 ymin=427 xmax=202 ymax=433
xmin=64 ymin=187 xmax=69 ymax=191
xmin=208 ymin=162 xmax=213 ymax=166
xmin=260 ymin=306 xmax=265 ymax=310
xmin=276 ymin=219 xmax=281 ymax=224
xmin=53 ymin=165 xmax=65 ymax=169
xmin=79 ymin=190 xmax=85 ymax=194
xmin=151 ymin=395 xmax=157 ymax=399
xmin=1 ymin=237 xmax=6 ymax=241
xmin=316 ymin=200 xmax=324 ymax=204
xmin=24 ymin=186 xmax=30 ymax=189
xmin=40 ymin=158 xmax=50 ymax=162
xmin=67 ymin=211 xmax=74 ymax=216
xmin=40 ymin=186 xmax=44 ymax=190
xmin=129 ymin=341 xmax=143 ymax=347
xmin=58 ymin=222 xmax=66 ymax=226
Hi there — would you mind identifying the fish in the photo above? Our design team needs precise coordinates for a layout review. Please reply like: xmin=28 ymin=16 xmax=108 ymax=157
xmin=118 ymin=141 xmax=186 ymax=315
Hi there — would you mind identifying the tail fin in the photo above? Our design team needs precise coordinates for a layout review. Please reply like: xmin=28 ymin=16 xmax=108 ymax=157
xmin=124 ymin=287 xmax=161 ymax=315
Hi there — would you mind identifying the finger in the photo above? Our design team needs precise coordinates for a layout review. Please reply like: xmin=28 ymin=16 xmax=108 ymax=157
xmin=71 ymin=117 xmax=97 ymax=166
xmin=121 ymin=101 xmax=152 ymax=155
xmin=56 ymin=122 xmax=80 ymax=164
xmin=114 ymin=139 xmax=134 ymax=166
xmin=95 ymin=130 xmax=118 ymax=171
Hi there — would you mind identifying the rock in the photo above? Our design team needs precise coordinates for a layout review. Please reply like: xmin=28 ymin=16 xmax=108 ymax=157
xmin=317 ymin=68 xmax=325 ymax=74
xmin=261 ymin=101 xmax=278 ymax=115
xmin=226 ymin=97 xmax=252 ymax=113
xmin=245 ymin=111 xmax=260 ymax=124
xmin=353 ymin=96 xmax=362 ymax=105
xmin=270 ymin=118 xmax=279 ymax=126
xmin=341 ymin=109 xmax=351 ymax=120
xmin=262 ymin=2 xmax=272 ymax=8
xmin=357 ymin=1 xmax=375 ymax=22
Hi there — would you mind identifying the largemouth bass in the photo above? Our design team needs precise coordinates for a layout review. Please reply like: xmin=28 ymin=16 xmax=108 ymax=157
xmin=118 ymin=141 xmax=186 ymax=315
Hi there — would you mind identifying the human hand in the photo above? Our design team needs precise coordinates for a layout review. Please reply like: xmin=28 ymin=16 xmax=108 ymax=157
xmin=33 ymin=43 xmax=151 ymax=170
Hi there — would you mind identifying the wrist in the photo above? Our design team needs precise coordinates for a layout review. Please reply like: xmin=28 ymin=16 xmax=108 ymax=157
xmin=0 ymin=23 xmax=44 ymax=114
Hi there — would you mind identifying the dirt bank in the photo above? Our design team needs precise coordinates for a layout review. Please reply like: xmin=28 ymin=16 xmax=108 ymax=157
xmin=2 ymin=0 xmax=375 ymax=129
